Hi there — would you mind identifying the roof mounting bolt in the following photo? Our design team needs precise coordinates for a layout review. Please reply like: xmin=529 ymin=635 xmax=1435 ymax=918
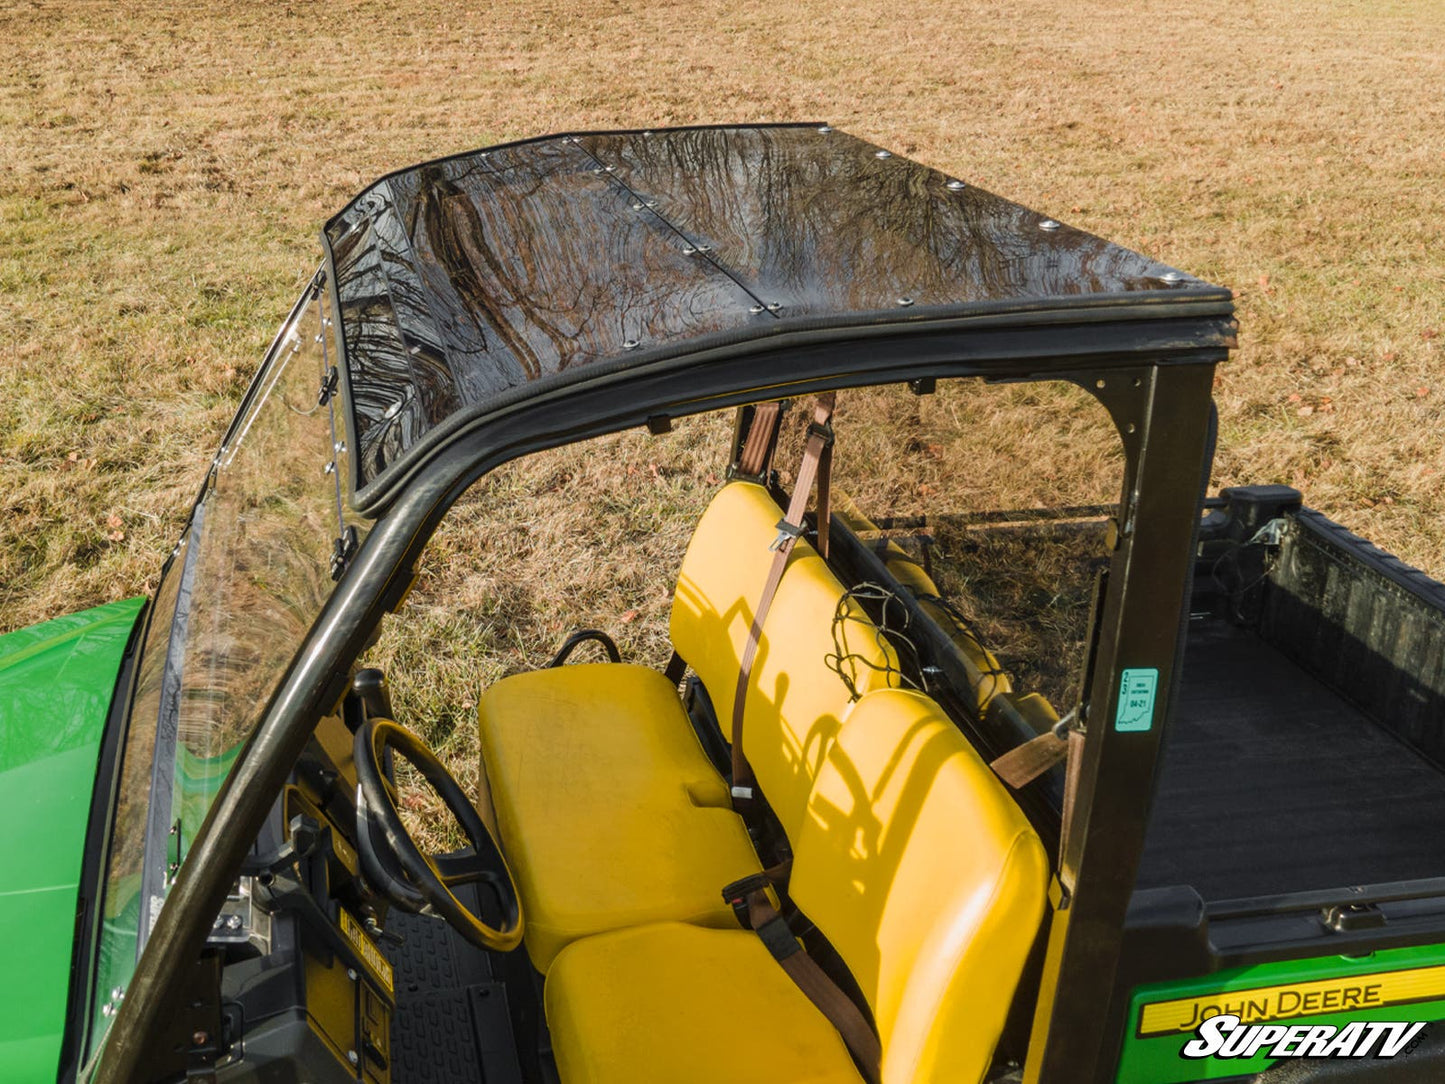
xmin=897 ymin=296 xmax=915 ymax=307
xmin=1161 ymin=271 xmax=1185 ymax=284
xmin=348 ymin=1051 xmax=360 ymax=1067
xmin=334 ymin=440 xmax=347 ymax=454
xmin=748 ymin=304 xmax=765 ymax=314
xmin=622 ymin=339 xmax=640 ymax=350
xmin=112 ymin=988 xmax=125 ymax=1000
xmin=766 ymin=302 xmax=783 ymax=311
xmin=946 ymin=179 xmax=966 ymax=190
xmin=875 ymin=150 xmax=892 ymax=159
xmin=324 ymin=462 xmax=336 ymax=475
xmin=681 ymin=245 xmax=696 ymax=255
xmin=818 ymin=125 xmax=833 ymax=134
xmin=347 ymin=968 xmax=359 ymax=981
xmin=644 ymin=200 xmax=657 ymax=208
xmin=1040 ymin=219 xmax=1062 ymax=231
xmin=603 ymin=165 xmax=615 ymax=172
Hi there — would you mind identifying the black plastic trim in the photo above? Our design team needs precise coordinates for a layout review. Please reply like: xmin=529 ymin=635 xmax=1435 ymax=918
xmin=56 ymin=598 xmax=150 ymax=1084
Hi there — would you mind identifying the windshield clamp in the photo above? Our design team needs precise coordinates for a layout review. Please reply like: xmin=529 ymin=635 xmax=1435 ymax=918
xmin=317 ymin=365 xmax=340 ymax=407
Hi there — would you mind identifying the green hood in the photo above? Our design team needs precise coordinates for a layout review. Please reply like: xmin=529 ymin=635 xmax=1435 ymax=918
xmin=0 ymin=598 xmax=145 ymax=1083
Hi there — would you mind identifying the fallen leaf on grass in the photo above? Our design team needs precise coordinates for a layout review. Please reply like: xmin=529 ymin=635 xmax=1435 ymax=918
xmin=620 ymin=609 xmax=640 ymax=623
xmin=107 ymin=530 xmax=125 ymax=542
xmin=105 ymin=513 xmax=123 ymax=529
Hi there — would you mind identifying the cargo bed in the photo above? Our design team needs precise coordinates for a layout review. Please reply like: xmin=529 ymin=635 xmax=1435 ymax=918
xmin=1139 ymin=616 xmax=1445 ymax=903
xmin=1139 ymin=490 xmax=1445 ymax=907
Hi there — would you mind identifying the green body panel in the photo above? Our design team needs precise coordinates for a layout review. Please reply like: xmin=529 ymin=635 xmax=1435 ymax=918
xmin=0 ymin=598 xmax=145 ymax=1084
xmin=1117 ymin=942 xmax=1445 ymax=1082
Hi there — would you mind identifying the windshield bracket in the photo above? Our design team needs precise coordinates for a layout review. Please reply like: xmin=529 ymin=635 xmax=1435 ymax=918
xmin=330 ymin=525 xmax=359 ymax=581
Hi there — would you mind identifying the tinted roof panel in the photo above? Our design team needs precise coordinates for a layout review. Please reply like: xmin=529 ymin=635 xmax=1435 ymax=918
xmin=579 ymin=125 xmax=1183 ymax=315
xmin=324 ymin=124 xmax=1230 ymax=498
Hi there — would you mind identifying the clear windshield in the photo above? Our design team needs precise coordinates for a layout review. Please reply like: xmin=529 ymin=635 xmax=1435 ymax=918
xmin=88 ymin=271 xmax=365 ymax=1053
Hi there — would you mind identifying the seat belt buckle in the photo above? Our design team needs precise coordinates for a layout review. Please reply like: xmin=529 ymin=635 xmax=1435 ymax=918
xmin=730 ymin=784 xmax=755 ymax=801
xmin=722 ymin=871 xmax=773 ymax=927
xmin=770 ymin=519 xmax=804 ymax=551
xmin=721 ymin=871 xmax=772 ymax=907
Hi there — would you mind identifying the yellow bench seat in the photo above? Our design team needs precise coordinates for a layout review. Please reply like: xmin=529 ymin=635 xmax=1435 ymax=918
xmin=477 ymin=662 xmax=761 ymax=972
xmin=544 ymin=689 xmax=1050 ymax=1084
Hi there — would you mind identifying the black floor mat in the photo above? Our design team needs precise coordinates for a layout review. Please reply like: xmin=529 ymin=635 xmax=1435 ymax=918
xmin=382 ymin=886 xmax=527 ymax=1084
xmin=1138 ymin=619 xmax=1445 ymax=902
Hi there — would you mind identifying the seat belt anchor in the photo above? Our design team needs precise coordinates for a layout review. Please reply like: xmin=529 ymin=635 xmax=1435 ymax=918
xmin=730 ymin=784 xmax=755 ymax=801
xmin=806 ymin=419 xmax=835 ymax=446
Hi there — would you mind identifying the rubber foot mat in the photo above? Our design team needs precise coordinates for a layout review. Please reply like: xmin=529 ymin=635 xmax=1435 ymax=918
xmin=382 ymin=886 xmax=526 ymax=1084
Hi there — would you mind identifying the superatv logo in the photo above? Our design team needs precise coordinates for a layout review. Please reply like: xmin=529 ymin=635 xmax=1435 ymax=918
xmin=1182 ymin=1014 xmax=1426 ymax=1060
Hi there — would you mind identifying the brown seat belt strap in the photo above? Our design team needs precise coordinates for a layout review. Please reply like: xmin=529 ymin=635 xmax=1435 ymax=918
xmin=730 ymin=392 xmax=837 ymax=800
xmin=989 ymin=707 xmax=1079 ymax=790
xmin=736 ymin=400 xmax=783 ymax=478
xmin=722 ymin=879 xmax=882 ymax=1084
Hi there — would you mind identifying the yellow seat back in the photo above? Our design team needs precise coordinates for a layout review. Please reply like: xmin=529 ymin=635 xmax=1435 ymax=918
xmin=670 ymin=482 xmax=899 ymax=836
xmin=791 ymin=688 xmax=1050 ymax=1084
xmin=670 ymin=482 xmax=808 ymax=729
xmin=742 ymin=551 xmax=899 ymax=838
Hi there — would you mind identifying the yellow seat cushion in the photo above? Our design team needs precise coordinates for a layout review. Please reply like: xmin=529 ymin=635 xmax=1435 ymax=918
xmin=545 ymin=923 xmax=864 ymax=1084
xmin=791 ymin=689 xmax=1050 ymax=1083
xmin=477 ymin=663 xmax=762 ymax=972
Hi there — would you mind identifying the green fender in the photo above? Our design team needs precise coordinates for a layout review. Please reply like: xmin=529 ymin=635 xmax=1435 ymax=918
xmin=0 ymin=598 xmax=145 ymax=1083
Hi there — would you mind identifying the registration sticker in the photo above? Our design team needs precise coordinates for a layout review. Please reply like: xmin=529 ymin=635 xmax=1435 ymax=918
xmin=340 ymin=909 xmax=395 ymax=993
xmin=1115 ymin=668 xmax=1159 ymax=732
xmin=1139 ymin=964 xmax=1445 ymax=1036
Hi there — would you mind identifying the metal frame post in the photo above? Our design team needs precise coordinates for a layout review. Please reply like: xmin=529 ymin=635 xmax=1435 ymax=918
xmin=1025 ymin=361 xmax=1218 ymax=1084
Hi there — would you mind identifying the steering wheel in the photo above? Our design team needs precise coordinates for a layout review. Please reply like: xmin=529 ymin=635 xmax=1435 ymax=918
xmin=353 ymin=717 xmax=523 ymax=952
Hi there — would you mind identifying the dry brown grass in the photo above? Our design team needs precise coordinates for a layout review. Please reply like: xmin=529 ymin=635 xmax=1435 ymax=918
xmin=3 ymin=2 xmax=1443 ymax=838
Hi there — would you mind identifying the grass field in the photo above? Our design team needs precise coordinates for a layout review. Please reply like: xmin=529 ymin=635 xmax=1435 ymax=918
xmin=3 ymin=1 xmax=1443 ymax=827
